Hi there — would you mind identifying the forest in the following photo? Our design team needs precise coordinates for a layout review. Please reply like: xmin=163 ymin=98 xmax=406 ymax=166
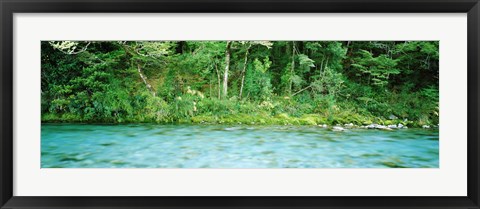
xmin=41 ymin=41 xmax=439 ymax=128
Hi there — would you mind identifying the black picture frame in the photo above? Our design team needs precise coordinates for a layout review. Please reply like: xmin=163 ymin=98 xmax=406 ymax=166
xmin=1 ymin=0 xmax=479 ymax=208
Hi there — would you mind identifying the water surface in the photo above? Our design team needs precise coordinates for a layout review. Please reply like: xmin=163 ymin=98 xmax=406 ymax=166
xmin=41 ymin=124 xmax=439 ymax=168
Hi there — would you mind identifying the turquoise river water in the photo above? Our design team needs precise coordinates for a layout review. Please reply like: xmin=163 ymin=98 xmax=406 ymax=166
xmin=41 ymin=124 xmax=439 ymax=168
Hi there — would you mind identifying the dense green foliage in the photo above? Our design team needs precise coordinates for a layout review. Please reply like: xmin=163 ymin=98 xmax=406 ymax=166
xmin=41 ymin=41 xmax=439 ymax=127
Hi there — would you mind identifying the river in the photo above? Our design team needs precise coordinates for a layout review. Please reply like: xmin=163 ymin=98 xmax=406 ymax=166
xmin=41 ymin=124 xmax=439 ymax=168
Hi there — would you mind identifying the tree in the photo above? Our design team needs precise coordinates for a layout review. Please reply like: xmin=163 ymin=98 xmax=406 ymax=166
xmin=351 ymin=49 xmax=399 ymax=87
xmin=42 ymin=40 xmax=439 ymax=126
xmin=121 ymin=41 xmax=176 ymax=97
xmin=222 ymin=41 xmax=232 ymax=99
xmin=238 ymin=41 xmax=273 ymax=99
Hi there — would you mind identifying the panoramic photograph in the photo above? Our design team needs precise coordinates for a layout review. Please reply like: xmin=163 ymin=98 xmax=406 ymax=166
xmin=41 ymin=41 xmax=439 ymax=168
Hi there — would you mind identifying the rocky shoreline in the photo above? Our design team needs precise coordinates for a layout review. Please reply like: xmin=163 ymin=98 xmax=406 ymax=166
xmin=325 ymin=123 xmax=438 ymax=131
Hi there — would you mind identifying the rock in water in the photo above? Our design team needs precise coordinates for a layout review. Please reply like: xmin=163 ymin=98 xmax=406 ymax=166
xmin=422 ymin=125 xmax=430 ymax=129
xmin=318 ymin=124 xmax=328 ymax=128
xmin=377 ymin=125 xmax=393 ymax=131
xmin=225 ymin=127 xmax=242 ymax=131
xmin=332 ymin=126 xmax=345 ymax=131
xmin=398 ymin=123 xmax=404 ymax=128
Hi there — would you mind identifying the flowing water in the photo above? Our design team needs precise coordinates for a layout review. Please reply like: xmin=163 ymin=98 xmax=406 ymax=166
xmin=41 ymin=124 xmax=439 ymax=168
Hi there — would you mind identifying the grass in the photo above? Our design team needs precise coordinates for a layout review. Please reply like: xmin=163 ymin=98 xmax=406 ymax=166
xmin=42 ymin=112 xmax=415 ymax=127
xmin=41 ymin=96 xmax=433 ymax=128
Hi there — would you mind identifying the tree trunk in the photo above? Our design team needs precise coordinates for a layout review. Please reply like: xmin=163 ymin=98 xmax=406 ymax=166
xmin=325 ymin=57 xmax=329 ymax=72
xmin=222 ymin=41 xmax=232 ymax=99
xmin=239 ymin=44 xmax=251 ymax=99
xmin=137 ymin=64 xmax=156 ymax=97
xmin=215 ymin=63 xmax=221 ymax=99
xmin=346 ymin=41 xmax=351 ymax=56
xmin=321 ymin=57 xmax=330 ymax=82
xmin=289 ymin=41 xmax=296 ymax=94
xmin=121 ymin=43 xmax=156 ymax=97
xmin=319 ymin=58 xmax=324 ymax=77
xmin=209 ymin=69 xmax=213 ymax=98
xmin=292 ymin=85 xmax=312 ymax=96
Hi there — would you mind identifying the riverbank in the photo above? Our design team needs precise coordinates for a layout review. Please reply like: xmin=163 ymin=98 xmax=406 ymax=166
xmin=41 ymin=41 xmax=439 ymax=133
xmin=41 ymin=112 xmax=437 ymax=128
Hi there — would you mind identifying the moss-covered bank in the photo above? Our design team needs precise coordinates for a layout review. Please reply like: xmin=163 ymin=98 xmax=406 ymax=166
xmin=42 ymin=112 xmax=433 ymax=128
